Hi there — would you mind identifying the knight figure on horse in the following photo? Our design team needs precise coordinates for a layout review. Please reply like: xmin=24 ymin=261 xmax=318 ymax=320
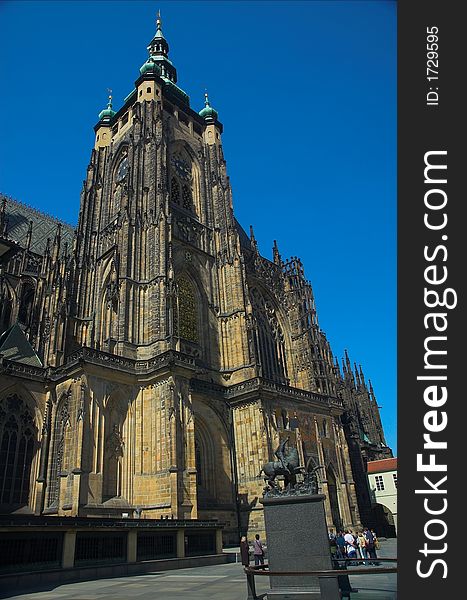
xmin=260 ymin=437 xmax=300 ymax=489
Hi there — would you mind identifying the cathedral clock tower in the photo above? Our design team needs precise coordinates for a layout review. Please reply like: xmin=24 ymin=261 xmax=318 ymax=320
xmin=71 ymin=13 xmax=253 ymax=380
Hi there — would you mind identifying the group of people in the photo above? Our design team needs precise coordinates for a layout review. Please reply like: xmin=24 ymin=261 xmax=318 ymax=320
xmin=329 ymin=527 xmax=380 ymax=564
xmin=240 ymin=527 xmax=380 ymax=568
xmin=240 ymin=534 xmax=266 ymax=566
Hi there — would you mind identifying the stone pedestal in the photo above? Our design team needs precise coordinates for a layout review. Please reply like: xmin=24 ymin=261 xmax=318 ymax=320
xmin=260 ymin=493 xmax=340 ymax=600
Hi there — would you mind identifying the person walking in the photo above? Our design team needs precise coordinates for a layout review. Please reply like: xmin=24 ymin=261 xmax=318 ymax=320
xmin=240 ymin=535 xmax=250 ymax=566
xmin=252 ymin=534 xmax=265 ymax=566
xmin=344 ymin=529 xmax=357 ymax=560
xmin=371 ymin=529 xmax=380 ymax=550
xmin=357 ymin=531 xmax=368 ymax=564
xmin=364 ymin=527 xmax=378 ymax=564
xmin=336 ymin=531 xmax=346 ymax=559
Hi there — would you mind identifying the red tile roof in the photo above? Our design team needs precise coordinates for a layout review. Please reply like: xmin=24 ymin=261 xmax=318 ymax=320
xmin=367 ymin=458 xmax=397 ymax=473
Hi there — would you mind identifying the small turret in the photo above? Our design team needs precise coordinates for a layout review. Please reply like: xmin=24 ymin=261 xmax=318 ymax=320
xmin=199 ymin=91 xmax=218 ymax=123
xmin=98 ymin=90 xmax=116 ymax=122
xmin=94 ymin=90 xmax=115 ymax=149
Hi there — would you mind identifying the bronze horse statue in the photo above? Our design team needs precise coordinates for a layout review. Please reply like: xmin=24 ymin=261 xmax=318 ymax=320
xmin=260 ymin=437 xmax=300 ymax=489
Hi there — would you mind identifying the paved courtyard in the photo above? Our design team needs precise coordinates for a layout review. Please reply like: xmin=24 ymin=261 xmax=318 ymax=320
xmin=2 ymin=539 xmax=396 ymax=600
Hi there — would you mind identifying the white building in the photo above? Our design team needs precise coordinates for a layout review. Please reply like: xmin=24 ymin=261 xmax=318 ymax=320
xmin=367 ymin=457 xmax=397 ymax=536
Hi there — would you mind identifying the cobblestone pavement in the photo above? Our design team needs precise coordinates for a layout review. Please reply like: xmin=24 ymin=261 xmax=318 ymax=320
xmin=3 ymin=539 xmax=397 ymax=599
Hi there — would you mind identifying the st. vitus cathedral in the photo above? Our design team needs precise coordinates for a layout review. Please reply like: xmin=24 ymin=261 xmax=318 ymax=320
xmin=0 ymin=15 xmax=391 ymax=543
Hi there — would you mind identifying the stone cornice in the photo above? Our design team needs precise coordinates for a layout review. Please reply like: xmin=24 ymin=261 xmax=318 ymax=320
xmin=0 ymin=348 xmax=197 ymax=383
xmin=190 ymin=376 xmax=343 ymax=412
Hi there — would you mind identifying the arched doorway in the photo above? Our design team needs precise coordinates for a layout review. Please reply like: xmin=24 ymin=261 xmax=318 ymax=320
xmin=372 ymin=502 xmax=397 ymax=538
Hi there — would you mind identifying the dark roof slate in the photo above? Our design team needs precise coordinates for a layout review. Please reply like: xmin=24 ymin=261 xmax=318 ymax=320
xmin=0 ymin=323 xmax=43 ymax=367
xmin=1 ymin=196 xmax=75 ymax=256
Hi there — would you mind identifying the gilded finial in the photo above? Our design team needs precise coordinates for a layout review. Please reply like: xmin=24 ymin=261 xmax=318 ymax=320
xmin=156 ymin=9 xmax=162 ymax=30
xmin=107 ymin=88 xmax=113 ymax=109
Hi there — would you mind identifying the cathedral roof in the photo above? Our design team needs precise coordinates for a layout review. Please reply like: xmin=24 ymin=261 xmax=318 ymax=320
xmin=0 ymin=195 xmax=75 ymax=256
xmin=0 ymin=324 xmax=43 ymax=367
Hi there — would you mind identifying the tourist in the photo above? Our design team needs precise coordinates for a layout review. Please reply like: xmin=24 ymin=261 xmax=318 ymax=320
xmin=357 ymin=531 xmax=368 ymax=564
xmin=240 ymin=535 xmax=250 ymax=566
xmin=252 ymin=534 xmax=265 ymax=566
xmin=371 ymin=529 xmax=380 ymax=550
xmin=364 ymin=527 xmax=378 ymax=564
xmin=344 ymin=529 xmax=357 ymax=559
xmin=336 ymin=531 xmax=346 ymax=558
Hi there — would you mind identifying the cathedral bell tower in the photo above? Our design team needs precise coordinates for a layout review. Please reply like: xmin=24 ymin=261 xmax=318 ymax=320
xmin=70 ymin=13 xmax=252 ymax=377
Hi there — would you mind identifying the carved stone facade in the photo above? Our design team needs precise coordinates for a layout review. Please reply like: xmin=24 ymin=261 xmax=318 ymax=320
xmin=0 ymin=16 xmax=391 ymax=542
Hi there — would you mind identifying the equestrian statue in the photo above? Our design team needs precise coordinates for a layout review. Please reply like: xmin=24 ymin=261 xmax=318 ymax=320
xmin=260 ymin=437 xmax=325 ymax=495
xmin=260 ymin=437 xmax=300 ymax=489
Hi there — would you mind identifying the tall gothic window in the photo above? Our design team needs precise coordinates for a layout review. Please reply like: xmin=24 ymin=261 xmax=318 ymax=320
xmin=169 ymin=151 xmax=197 ymax=217
xmin=0 ymin=289 xmax=12 ymax=333
xmin=174 ymin=277 xmax=199 ymax=343
xmin=47 ymin=395 xmax=70 ymax=508
xmin=0 ymin=394 xmax=37 ymax=506
xmin=250 ymin=287 xmax=288 ymax=384
xmin=18 ymin=283 xmax=35 ymax=328
xmin=182 ymin=184 xmax=194 ymax=212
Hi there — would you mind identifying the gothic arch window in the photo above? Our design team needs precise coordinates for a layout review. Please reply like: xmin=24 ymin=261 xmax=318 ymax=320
xmin=250 ymin=287 xmax=288 ymax=384
xmin=47 ymin=394 xmax=70 ymax=508
xmin=182 ymin=184 xmax=194 ymax=212
xmin=109 ymin=150 xmax=129 ymax=221
xmin=174 ymin=276 xmax=199 ymax=343
xmin=0 ymin=287 xmax=13 ymax=333
xmin=0 ymin=394 xmax=37 ymax=506
xmin=18 ymin=282 xmax=35 ymax=328
xmin=100 ymin=261 xmax=119 ymax=351
xmin=169 ymin=148 xmax=200 ymax=218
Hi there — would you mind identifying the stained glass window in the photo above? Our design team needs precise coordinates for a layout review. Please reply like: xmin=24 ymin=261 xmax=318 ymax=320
xmin=250 ymin=287 xmax=288 ymax=383
xmin=0 ymin=394 xmax=36 ymax=506
xmin=182 ymin=185 xmax=193 ymax=211
xmin=174 ymin=277 xmax=198 ymax=343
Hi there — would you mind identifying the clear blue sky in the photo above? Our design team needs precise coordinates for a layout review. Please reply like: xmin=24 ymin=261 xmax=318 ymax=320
xmin=0 ymin=1 xmax=397 ymax=452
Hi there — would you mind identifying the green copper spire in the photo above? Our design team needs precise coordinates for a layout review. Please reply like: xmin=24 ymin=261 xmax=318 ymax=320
xmin=98 ymin=89 xmax=116 ymax=121
xmin=199 ymin=91 xmax=218 ymax=122
xmin=146 ymin=10 xmax=177 ymax=82
xmin=154 ymin=10 xmax=165 ymax=39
